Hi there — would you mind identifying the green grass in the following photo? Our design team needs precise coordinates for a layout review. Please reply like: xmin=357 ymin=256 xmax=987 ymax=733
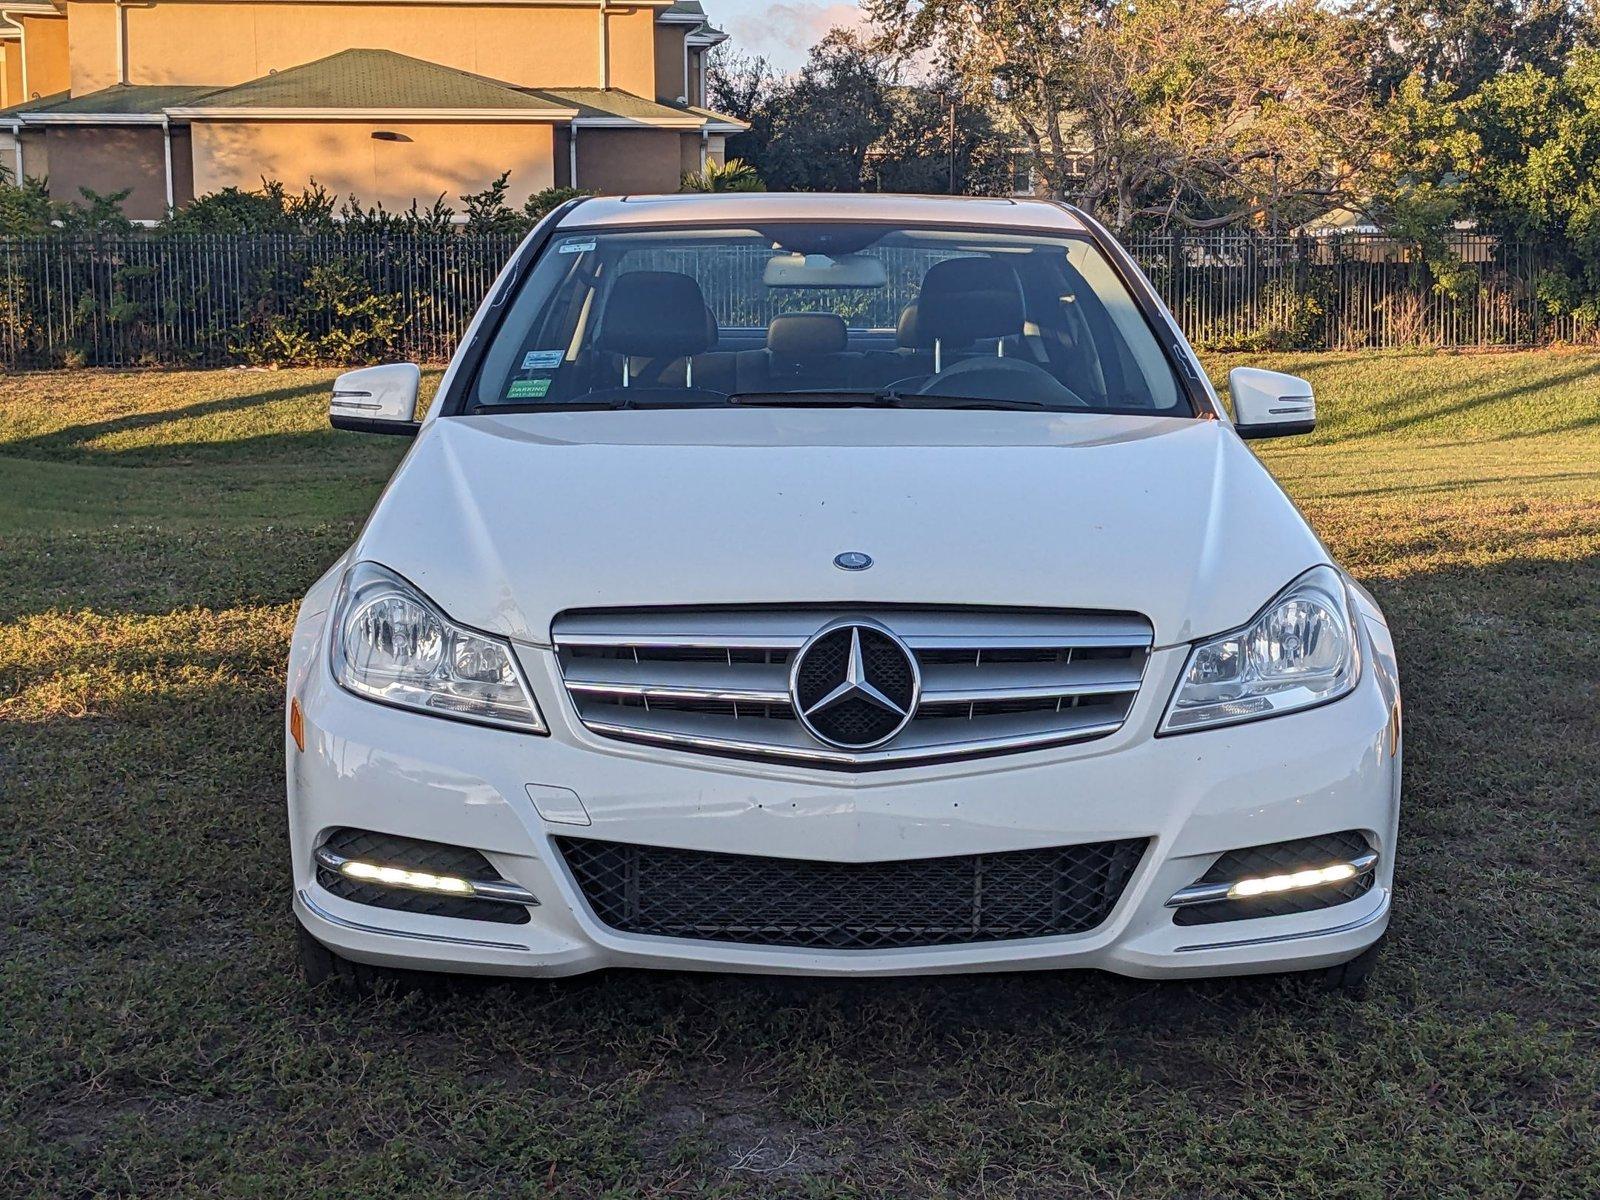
xmin=2 ymin=350 xmax=1597 ymax=1198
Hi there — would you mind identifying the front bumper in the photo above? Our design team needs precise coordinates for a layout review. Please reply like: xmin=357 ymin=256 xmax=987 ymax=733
xmin=286 ymin=610 xmax=1402 ymax=980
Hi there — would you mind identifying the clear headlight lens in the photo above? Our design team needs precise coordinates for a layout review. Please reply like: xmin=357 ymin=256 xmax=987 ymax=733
xmin=1160 ymin=565 xmax=1359 ymax=734
xmin=330 ymin=561 xmax=546 ymax=733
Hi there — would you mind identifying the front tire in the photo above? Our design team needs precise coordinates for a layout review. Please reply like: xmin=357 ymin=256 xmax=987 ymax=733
xmin=1316 ymin=935 xmax=1384 ymax=997
xmin=296 ymin=921 xmax=397 ymax=993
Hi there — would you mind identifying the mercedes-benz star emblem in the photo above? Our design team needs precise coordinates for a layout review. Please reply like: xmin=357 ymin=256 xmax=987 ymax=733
xmin=833 ymin=551 xmax=873 ymax=571
xmin=790 ymin=620 xmax=920 ymax=750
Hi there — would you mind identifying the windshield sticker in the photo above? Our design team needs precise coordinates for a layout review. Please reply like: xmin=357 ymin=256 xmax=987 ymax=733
xmin=559 ymin=240 xmax=596 ymax=254
xmin=506 ymin=378 xmax=552 ymax=400
xmin=520 ymin=349 xmax=565 ymax=371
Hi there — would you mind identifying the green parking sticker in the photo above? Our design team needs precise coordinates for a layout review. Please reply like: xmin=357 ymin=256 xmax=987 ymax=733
xmin=506 ymin=378 xmax=552 ymax=399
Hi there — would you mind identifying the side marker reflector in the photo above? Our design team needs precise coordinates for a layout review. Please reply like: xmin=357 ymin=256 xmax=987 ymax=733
xmin=288 ymin=697 xmax=306 ymax=752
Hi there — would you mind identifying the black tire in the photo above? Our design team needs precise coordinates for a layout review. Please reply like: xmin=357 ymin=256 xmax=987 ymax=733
xmin=296 ymin=920 xmax=400 ymax=994
xmin=1317 ymin=935 xmax=1384 ymax=997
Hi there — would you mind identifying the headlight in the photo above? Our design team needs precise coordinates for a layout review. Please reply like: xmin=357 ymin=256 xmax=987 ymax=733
xmin=330 ymin=562 xmax=546 ymax=733
xmin=1160 ymin=565 xmax=1359 ymax=734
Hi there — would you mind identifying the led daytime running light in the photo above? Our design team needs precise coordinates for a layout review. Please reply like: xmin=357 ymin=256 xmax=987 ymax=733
xmin=339 ymin=859 xmax=477 ymax=896
xmin=1227 ymin=861 xmax=1358 ymax=899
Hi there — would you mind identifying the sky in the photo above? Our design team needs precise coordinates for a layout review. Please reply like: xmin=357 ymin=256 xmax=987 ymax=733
xmin=710 ymin=0 xmax=871 ymax=73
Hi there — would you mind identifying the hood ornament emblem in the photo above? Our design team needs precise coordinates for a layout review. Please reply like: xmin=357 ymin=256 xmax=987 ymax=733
xmin=790 ymin=620 xmax=920 ymax=750
xmin=833 ymin=551 xmax=873 ymax=571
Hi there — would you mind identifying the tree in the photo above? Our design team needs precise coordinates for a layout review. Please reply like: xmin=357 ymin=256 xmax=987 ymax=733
xmin=0 ymin=175 xmax=54 ymax=235
xmin=707 ymin=45 xmax=783 ymax=184
xmin=1377 ymin=47 xmax=1600 ymax=320
xmin=865 ymin=83 xmax=1014 ymax=195
xmin=681 ymin=157 xmax=765 ymax=191
xmin=868 ymin=0 xmax=1376 ymax=230
xmin=761 ymin=30 xmax=897 ymax=191
xmin=709 ymin=28 xmax=1010 ymax=195
xmin=1361 ymin=0 xmax=1582 ymax=100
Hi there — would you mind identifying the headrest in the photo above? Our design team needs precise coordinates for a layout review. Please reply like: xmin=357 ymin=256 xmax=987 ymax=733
xmin=704 ymin=305 xmax=720 ymax=349
xmin=596 ymin=271 xmax=715 ymax=359
xmin=896 ymin=304 xmax=920 ymax=349
xmin=767 ymin=312 xmax=848 ymax=359
xmin=915 ymin=257 xmax=1026 ymax=348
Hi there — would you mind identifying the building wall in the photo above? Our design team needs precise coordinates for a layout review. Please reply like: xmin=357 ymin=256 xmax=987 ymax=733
xmin=603 ymin=5 xmax=656 ymax=97
xmin=678 ymin=131 xmax=700 ymax=177
xmin=553 ymin=124 xmax=572 ymax=188
xmin=653 ymin=23 xmax=686 ymax=104
xmin=65 ymin=1 xmax=664 ymax=96
xmin=19 ymin=14 xmax=70 ymax=98
xmin=170 ymin=124 xmax=194 ymax=206
xmin=0 ymin=42 xmax=22 ymax=110
xmin=189 ymin=119 xmax=557 ymax=210
xmin=43 ymin=125 xmax=169 ymax=219
xmin=576 ymin=126 xmax=681 ymax=194
xmin=687 ymin=47 xmax=703 ymax=109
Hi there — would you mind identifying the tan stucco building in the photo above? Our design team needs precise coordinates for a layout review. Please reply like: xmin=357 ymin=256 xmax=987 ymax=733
xmin=0 ymin=0 xmax=739 ymax=219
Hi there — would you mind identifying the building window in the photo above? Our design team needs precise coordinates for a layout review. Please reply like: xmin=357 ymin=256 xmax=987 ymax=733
xmin=1012 ymin=154 xmax=1034 ymax=196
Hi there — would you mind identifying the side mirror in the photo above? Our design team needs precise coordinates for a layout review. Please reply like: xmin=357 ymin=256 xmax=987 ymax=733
xmin=330 ymin=363 xmax=422 ymax=436
xmin=1228 ymin=367 xmax=1315 ymax=440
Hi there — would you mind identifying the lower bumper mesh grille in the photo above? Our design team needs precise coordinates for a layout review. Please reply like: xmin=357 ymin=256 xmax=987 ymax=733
xmin=557 ymin=837 xmax=1147 ymax=949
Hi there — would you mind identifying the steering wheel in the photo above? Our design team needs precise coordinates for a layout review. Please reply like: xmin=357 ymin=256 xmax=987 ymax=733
xmin=918 ymin=356 xmax=1091 ymax=408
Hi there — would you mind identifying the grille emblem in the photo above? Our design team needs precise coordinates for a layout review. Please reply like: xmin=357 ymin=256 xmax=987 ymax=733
xmin=790 ymin=620 xmax=920 ymax=749
xmin=833 ymin=551 xmax=873 ymax=571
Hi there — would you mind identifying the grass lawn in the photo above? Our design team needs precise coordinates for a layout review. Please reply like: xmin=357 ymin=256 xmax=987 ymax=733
xmin=2 ymin=351 xmax=1597 ymax=1198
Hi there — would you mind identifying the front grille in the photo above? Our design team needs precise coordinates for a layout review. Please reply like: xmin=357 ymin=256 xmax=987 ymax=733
xmin=1173 ymin=830 xmax=1375 ymax=926
xmin=316 ymin=828 xmax=530 ymax=924
xmin=557 ymin=836 xmax=1148 ymax=949
xmin=554 ymin=606 xmax=1152 ymax=768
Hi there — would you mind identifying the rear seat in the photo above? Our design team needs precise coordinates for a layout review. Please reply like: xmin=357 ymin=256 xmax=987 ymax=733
xmin=688 ymin=313 xmax=864 ymax=394
xmin=631 ymin=256 xmax=1032 ymax=396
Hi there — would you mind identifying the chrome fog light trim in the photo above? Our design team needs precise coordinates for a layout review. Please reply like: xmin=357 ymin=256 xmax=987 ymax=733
xmin=1165 ymin=851 xmax=1378 ymax=908
xmin=313 ymin=845 xmax=538 ymax=906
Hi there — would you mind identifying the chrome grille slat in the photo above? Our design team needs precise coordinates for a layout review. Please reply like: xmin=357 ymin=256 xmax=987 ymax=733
xmin=555 ymin=606 xmax=1151 ymax=770
xmin=582 ymin=709 xmax=1131 ymax=767
xmin=917 ymin=660 xmax=1144 ymax=703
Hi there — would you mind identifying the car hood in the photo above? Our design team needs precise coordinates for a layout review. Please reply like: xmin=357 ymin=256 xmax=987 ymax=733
xmin=355 ymin=408 xmax=1328 ymax=647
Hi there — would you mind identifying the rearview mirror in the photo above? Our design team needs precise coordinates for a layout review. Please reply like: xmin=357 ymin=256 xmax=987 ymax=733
xmin=763 ymin=252 xmax=888 ymax=289
xmin=330 ymin=363 xmax=422 ymax=436
xmin=1228 ymin=367 xmax=1315 ymax=439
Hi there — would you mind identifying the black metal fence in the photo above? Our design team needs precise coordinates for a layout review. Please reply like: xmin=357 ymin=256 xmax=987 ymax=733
xmin=1123 ymin=232 xmax=1591 ymax=351
xmin=0 ymin=230 xmax=1590 ymax=369
xmin=0 ymin=233 xmax=523 ymax=369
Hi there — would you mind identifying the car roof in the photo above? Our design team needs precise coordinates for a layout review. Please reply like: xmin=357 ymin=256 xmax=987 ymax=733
xmin=558 ymin=192 xmax=1090 ymax=232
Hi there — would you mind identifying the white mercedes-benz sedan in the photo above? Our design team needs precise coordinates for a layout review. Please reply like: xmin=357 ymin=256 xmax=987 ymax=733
xmin=286 ymin=193 xmax=1401 ymax=993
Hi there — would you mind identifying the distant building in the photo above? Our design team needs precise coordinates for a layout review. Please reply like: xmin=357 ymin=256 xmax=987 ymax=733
xmin=0 ymin=0 xmax=743 ymax=220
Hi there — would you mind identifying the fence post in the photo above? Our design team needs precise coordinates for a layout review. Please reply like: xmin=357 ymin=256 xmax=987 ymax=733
xmin=1169 ymin=229 xmax=1186 ymax=336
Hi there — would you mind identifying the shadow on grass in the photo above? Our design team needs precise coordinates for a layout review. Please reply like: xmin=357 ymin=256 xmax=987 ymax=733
xmin=1311 ymin=360 xmax=1600 ymax=445
xmin=0 ymin=379 xmax=329 ymax=457
xmin=1 ymin=368 xmax=437 ymax=466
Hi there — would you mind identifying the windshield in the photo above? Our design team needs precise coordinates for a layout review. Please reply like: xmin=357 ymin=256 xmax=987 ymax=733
xmin=467 ymin=222 xmax=1189 ymax=415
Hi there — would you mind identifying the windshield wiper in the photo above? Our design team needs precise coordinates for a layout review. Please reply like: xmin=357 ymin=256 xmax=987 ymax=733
xmin=728 ymin=391 xmax=894 ymax=408
xmin=879 ymin=392 xmax=1048 ymax=411
xmin=729 ymin=389 xmax=1047 ymax=412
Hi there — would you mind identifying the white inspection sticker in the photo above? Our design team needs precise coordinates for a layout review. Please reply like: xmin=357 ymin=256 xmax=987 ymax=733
xmin=521 ymin=349 xmax=565 ymax=370
xmin=559 ymin=240 xmax=596 ymax=254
